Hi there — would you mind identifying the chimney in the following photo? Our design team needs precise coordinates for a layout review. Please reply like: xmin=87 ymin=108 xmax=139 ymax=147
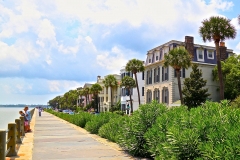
xmin=97 ymin=75 xmax=101 ymax=80
xmin=220 ymin=42 xmax=227 ymax=60
xmin=185 ymin=36 xmax=194 ymax=60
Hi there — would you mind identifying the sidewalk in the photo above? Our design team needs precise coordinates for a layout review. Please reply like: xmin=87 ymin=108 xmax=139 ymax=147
xmin=32 ymin=111 xmax=134 ymax=160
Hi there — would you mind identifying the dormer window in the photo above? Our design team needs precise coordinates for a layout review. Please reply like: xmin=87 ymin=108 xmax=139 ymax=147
xmin=197 ymin=49 xmax=204 ymax=62
xmin=207 ymin=50 xmax=214 ymax=59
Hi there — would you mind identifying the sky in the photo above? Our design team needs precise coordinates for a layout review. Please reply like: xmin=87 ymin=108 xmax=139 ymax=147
xmin=0 ymin=0 xmax=239 ymax=105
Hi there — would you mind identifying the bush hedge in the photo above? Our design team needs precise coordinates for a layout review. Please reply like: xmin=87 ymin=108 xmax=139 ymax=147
xmin=46 ymin=100 xmax=240 ymax=159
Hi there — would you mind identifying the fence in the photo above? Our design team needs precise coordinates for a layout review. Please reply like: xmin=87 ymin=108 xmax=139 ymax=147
xmin=0 ymin=108 xmax=35 ymax=160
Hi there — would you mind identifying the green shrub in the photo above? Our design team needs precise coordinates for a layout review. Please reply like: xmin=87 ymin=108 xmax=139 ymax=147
xmin=230 ymin=95 xmax=240 ymax=108
xmin=85 ymin=112 xmax=119 ymax=134
xmin=71 ymin=112 xmax=93 ymax=128
xmin=145 ymin=101 xmax=240 ymax=159
xmin=119 ymin=101 xmax=167 ymax=157
xmin=98 ymin=115 xmax=127 ymax=142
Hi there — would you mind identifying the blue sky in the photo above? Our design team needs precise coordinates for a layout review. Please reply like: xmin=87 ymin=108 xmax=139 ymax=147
xmin=0 ymin=0 xmax=239 ymax=105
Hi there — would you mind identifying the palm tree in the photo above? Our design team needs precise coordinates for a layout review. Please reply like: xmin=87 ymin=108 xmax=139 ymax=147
xmin=90 ymin=83 xmax=102 ymax=112
xmin=103 ymin=75 xmax=118 ymax=111
xmin=125 ymin=59 xmax=145 ymax=105
xmin=83 ymin=87 xmax=90 ymax=106
xmin=164 ymin=46 xmax=192 ymax=105
xmin=199 ymin=16 xmax=237 ymax=100
xmin=120 ymin=76 xmax=136 ymax=114
xmin=78 ymin=89 xmax=84 ymax=107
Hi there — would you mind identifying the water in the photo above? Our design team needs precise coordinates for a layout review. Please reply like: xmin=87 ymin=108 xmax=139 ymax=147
xmin=0 ymin=107 xmax=32 ymax=130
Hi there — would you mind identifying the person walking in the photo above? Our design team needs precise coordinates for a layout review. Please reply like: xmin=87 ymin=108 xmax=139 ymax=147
xmin=38 ymin=107 xmax=42 ymax=117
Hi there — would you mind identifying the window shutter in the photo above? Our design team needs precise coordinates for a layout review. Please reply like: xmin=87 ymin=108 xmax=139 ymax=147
xmin=166 ymin=67 xmax=169 ymax=80
xmin=183 ymin=68 xmax=185 ymax=78
xmin=142 ymin=71 xmax=144 ymax=80
xmin=162 ymin=67 xmax=164 ymax=81
xmin=146 ymin=71 xmax=149 ymax=84
xmin=166 ymin=89 xmax=169 ymax=104
xmin=158 ymin=67 xmax=160 ymax=82
xmin=162 ymin=89 xmax=164 ymax=103
xmin=174 ymin=69 xmax=176 ymax=77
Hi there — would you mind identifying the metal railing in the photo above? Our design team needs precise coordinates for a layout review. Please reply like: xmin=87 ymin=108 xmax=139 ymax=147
xmin=0 ymin=108 xmax=35 ymax=160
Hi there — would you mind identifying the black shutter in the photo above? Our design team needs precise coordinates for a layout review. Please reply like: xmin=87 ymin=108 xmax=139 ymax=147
xmin=183 ymin=68 xmax=185 ymax=78
xmin=162 ymin=67 xmax=164 ymax=81
xmin=162 ymin=89 xmax=164 ymax=103
xmin=158 ymin=67 xmax=160 ymax=82
xmin=166 ymin=67 xmax=169 ymax=80
xmin=142 ymin=71 xmax=144 ymax=80
xmin=174 ymin=69 xmax=176 ymax=77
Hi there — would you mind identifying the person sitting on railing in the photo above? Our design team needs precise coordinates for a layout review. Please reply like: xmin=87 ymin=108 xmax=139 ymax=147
xmin=23 ymin=106 xmax=32 ymax=132
xmin=19 ymin=111 xmax=29 ymax=133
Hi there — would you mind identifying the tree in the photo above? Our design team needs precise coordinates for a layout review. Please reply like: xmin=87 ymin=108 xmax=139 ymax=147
xmin=82 ymin=87 xmax=90 ymax=106
xmin=90 ymin=83 xmax=102 ymax=112
xmin=212 ymin=55 xmax=240 ymax=100
xmin=103 ymin=75 xmax=118 ymax=111
xmin=125 ymin=59 xmax=145 ymax=106
xmin=78 ymin=89 xmax=84 ymax=107
xmin=120 ymin=76 xmax=136 ymax=113
xmin=164 ymin=46 xmax=192 ymax=105
xmin=182 ymin=64 xmax=210 ymax=109
xmin=199 ymin=16 xmax=237 ymax=100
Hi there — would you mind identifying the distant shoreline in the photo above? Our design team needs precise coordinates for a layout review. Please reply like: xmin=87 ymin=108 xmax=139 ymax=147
xmin=0 ymin=105 xmax=48 ymax=107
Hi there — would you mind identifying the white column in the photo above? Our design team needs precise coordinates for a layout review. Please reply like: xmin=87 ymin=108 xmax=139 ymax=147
xmin=104 ymin=87 xmax=106 ymax=103
xmin=108 ymin=87 xmax=111 ymax=112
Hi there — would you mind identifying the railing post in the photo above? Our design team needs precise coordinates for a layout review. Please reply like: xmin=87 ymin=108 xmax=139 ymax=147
xmin=19 ymin=116 xmax=25 ymax=136
xmin=0 ymin=130 xmax=6 ymax=160
xmin=6 ymin=123 xmax=17 ymax=157
xmin=15 ymin=119 xmax=22 ymax=144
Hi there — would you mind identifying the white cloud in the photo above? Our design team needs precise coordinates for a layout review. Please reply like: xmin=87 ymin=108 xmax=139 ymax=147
xmin=36 ymin=19 xmax=57 ymax=48
xmin=209 ymin=0 xmax=234 ymax=11
xmin=96 ymin=46 xmax=140 ymax=73
xmin=0 ymin=1 xmax=42 ymax=38
xmin=47 ymin=80 xmax=82 ymax=93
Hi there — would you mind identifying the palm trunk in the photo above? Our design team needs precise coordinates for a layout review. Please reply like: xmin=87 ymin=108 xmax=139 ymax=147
xmin=176 ymin=70 xmax=184 ymax=105
xmin=128 ymin=88 xmax=133 ymax=114
xmin=96 ymin=94 xmax=99 ymax=112
xmin=134 ymin=73 xmax=141 ymax=105
xmin=215 ymin=41 xmax=224 ymax=100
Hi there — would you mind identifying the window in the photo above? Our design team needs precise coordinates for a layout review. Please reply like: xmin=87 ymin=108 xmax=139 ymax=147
xmin=154 ymin=89 xmax=160 ymax=103
xmin=147 ymin=90 xmax=152 ymax=103
xmin=174 ymin=68 xmax=185 ymax=78
xmin=207 ymin=50 xmax=214 ymax=59
xmin=149 ymin=59 xmax=151 ymax=63
xmin=146 ymin=71 xmax=149 ymax=84
xmin=142 ymin=87 xmax=144 ymax=96
xmin=160 ymin=50 xmax=163 ymax=60
xmin=162 ymin=87 xmax=169 ymax=104
xmin=156 ymin=56 xmax=158 ymax=61
xmin=154 ymin=68 xmax=157 ymax=83
xmin=162 ymin=67 xmax=168 ymax=81
xmin=148 ymin=70 xmax=152 ymax=84
xmin=157 ymin=67 xmax=160 ymax=82
xmin=197 ymin=49 xmax=204 ymax=61
xmin=152 ymin=53 xmax=155 ymax=63
xmin=154 ymin=67 xmax=160 ymax=83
